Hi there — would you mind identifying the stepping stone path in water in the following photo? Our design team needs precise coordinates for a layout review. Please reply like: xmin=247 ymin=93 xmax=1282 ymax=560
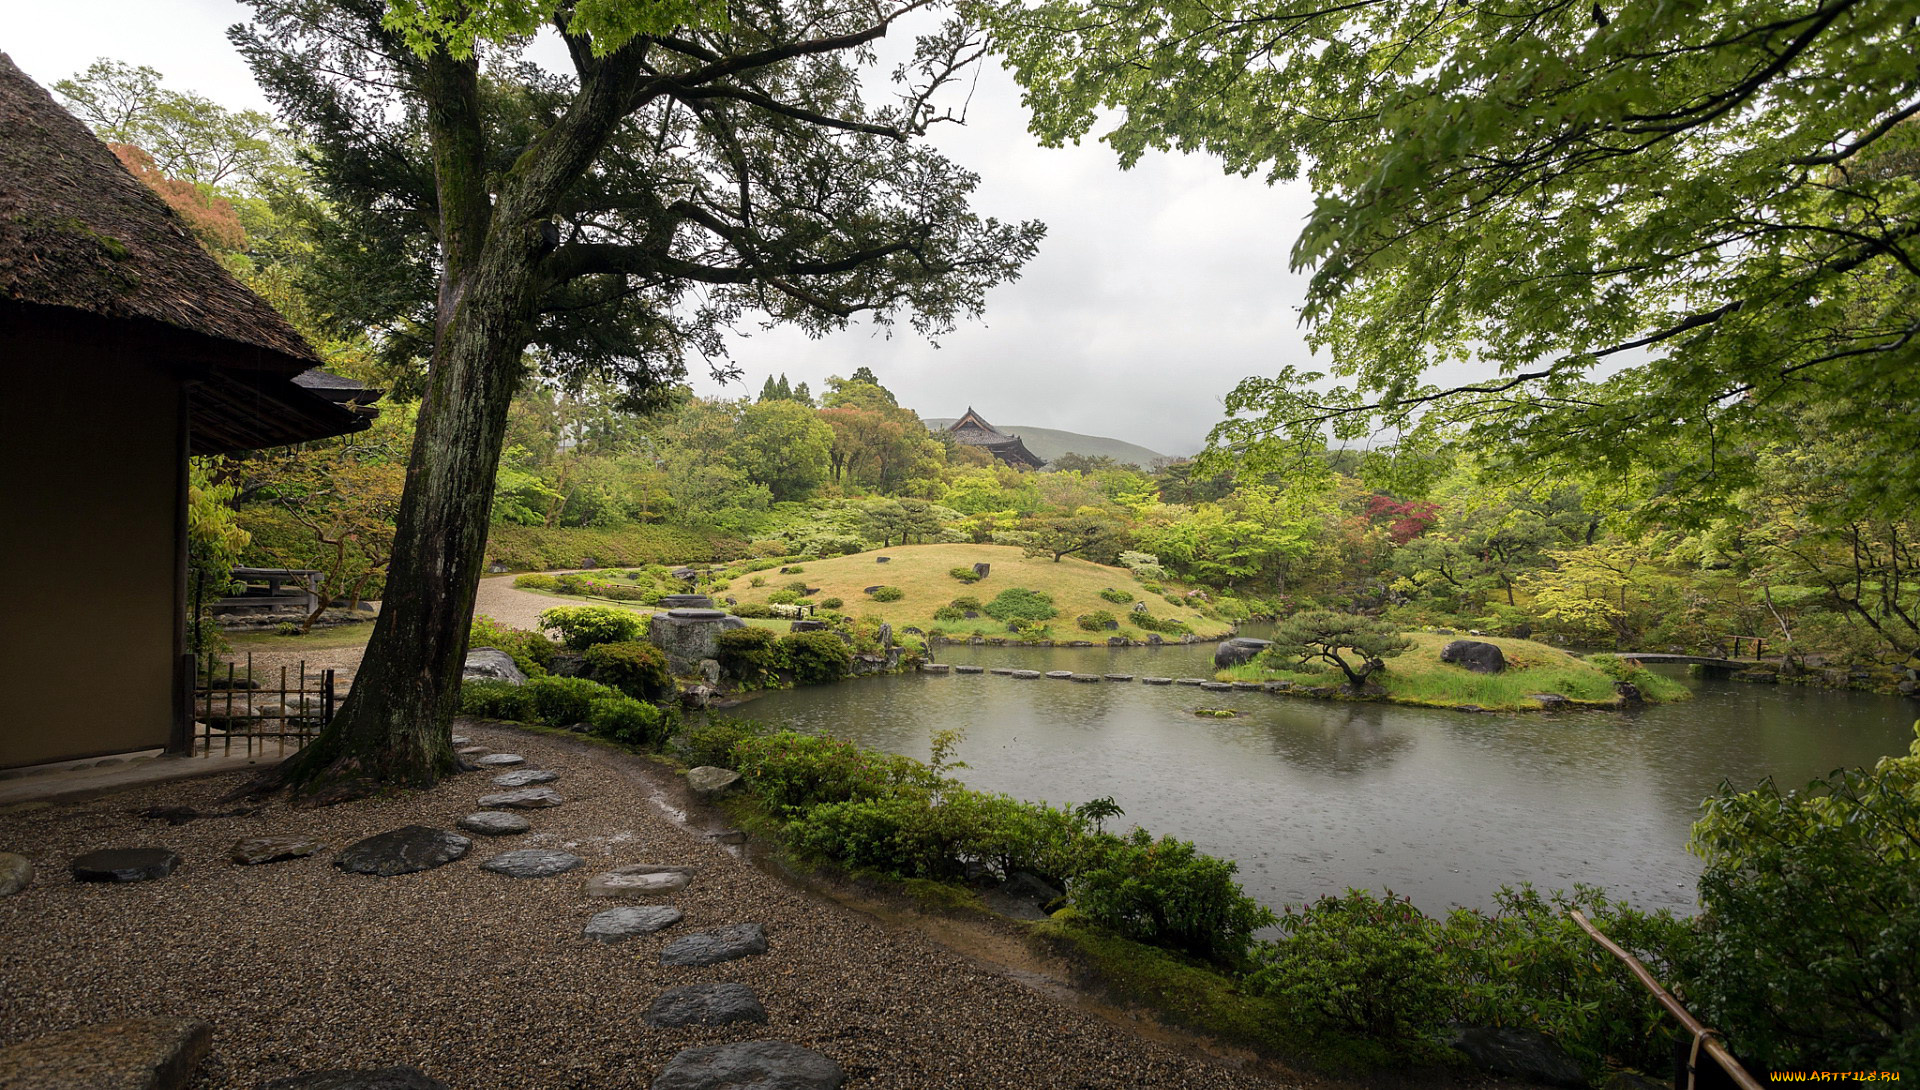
xmin=584 ymin=905 xmax=684 ymax=944
xmin=659 ymin=922 xmax=767 ymax=967
xmin=334 ymin=827 xmax=470 ymax=877
xmin=491 ymin=769 xmax=558 ymax=788
xmin=1071 ymin=674 xmax=1102 ymax=683
xmin=988 ymin=667 xmax=1014 ymax=676
xmin=262 ymin=1067 xmax=450 ymax=1089
xmin=230 ymin=836 xmax=326 ymax=866
xmin=0 ymin=852 xmax=33 ymax=896
xmin=645 ymin=982 xmax=768 ymax=1027
xmin=457 ymin=812 xmax=531 ymax=836
xmin=585 ymin=863 xmax=695 ymax=898
xmin=1044 ymin=670 xmax=1073 ymax=680
xmin=952 ymin=665 xmax=984 ymax=674
xmin=474 ymin=753 xmax=526 ymax=767
xmin=652 ymin=1041 xmax=842 ymax=1090
xmin=1141 ymin=677 xmax=1173 ymax=685
xmin=1200 ymin=681 xmax=1233 ymax=691
xmin=480 ymin=849 xmax=584 ymax=878
xmin=1175 ymin=678 xmax=1205 ymax=686
xmin=1010 ymin=670 xmax=1040 ymax=679
xmin=1105 ymin=674 xmax=1135 ymax=682
xmin=477 ymin=787 xmax=563 ymax=809
xmin=70 ymin=848 xmax=181 ymax=883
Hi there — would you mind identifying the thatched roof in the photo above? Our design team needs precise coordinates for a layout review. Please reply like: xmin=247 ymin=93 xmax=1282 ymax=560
xmin=0 ymin=51 xmax=377 ymax=453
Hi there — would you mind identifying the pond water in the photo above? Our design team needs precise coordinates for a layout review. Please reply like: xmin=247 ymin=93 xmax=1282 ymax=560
xmin=734 ymin=632 xmax=1919 ymax=915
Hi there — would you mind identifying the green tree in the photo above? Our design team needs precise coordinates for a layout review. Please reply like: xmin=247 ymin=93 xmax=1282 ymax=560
xmin=730 ymin=399 xmax=835 ymax=501
xmin=1022 ymin=511 xmax=1125 ymax=563
xmin=233 ymin=0 xmax=1041 ymax=794
xmin=56 ymin=58 xmax=294 ymax=193
xmin=997 ymin=0 xmax=1920 ymax=518
xmin=1268 ymin=610 xmax=1412 ymax=688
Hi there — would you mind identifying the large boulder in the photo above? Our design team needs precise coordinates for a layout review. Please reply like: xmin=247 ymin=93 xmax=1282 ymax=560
xmin=1440 ymin=639 xmax=1507 ymax=674
xmin=652 ymin=1041 xmax=842 ymax=1090
xmin=1450 ymin=1026 xmax=1586 ymax=1088
xmin=70 ymin=848 xmax=181 ymax=883
xmin=0 ymin=852 xmax=33 ymax=896
xmin=0 ymin=1017 xmax=212 ymax=1090
xmin=645 ymin=982 xmax=769 ymax=1028
xmin=649 ymin=609 xmax=747 ymax=675
xmin=659 ymin=922 xmax=768 ymax=966
xmin=333 ymin=827 xmax=470 ymax=877
xmin=1213 ymin=637 xmax=1273 ymax=668
xmin=461 ymin=648 xmax=526 ymax=685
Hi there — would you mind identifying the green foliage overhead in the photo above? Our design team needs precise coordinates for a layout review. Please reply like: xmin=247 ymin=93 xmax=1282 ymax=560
xmin=995 ymin=0 xmax=1920 ymax=518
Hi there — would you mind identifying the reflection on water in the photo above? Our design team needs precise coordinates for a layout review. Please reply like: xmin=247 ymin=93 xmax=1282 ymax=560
xmin=738 ymin=636 xmax=1918 ymax=914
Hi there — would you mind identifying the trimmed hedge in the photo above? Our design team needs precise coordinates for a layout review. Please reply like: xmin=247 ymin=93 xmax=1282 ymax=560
xmin=583 ymin=640 xmax=672 ymax=702
xmin=484 ymin=523 xmax=747 ymax=571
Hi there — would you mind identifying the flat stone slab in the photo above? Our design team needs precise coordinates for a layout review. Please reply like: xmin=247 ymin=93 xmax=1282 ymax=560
xmin=455 ymin=746 xmax=489 ymax=756
xmin=450 ymin=736 xmax=470 ymax=745
xmin=262 ymin=1068 xmax=450 ymax=1090
xmin=1199 ymin=681 xmax=1233 ymax=691
xmin=652 ymin=1041 xmax=842 ymax=1090
xmin=334 ymin=826 xmax=470 ymax=877
xmin=457 ymin=812 xmax=531 ymax=836
xmin=480 ymin=849 xmax=584 ymax=878
xmin=0 ymin=1017 xmax=212 ymax=1090
xmin=477 ymin=787 xmax=563 ymax=809
xmin=473 ymin=753 xmax=526 ymax=767
xmin=490 ymin=768 xmax=558 ymax=787
xmin=1104 ymin=674 xmax=1134 ymax=681
xmin=1010 ymin=670 xmax=1041 ymax=679
xmin=230 ymin=836 xmax=326 ymax=866
xmin=1175 ymin=678 xmax=1206 ymax=685
xmin=918 ymin=663 xmax=950 ymax=674
xmin=952 ymin=665 xmax=984 ymax=674
xmin=659 ymin=922 xmax=767 ymax=967
xmin=1070 ymin=673 xmax=1102 ymax=682
xmin=1230 ymin=681 xmax=1263 ymax=691
xmin=645 ymin=982 xmax=768 ymax=1027
xmin=586 ymin=863 xmax=697 ymax=898
xmin=0 ymin=851 xmax=32 ymax=896
xmin=988 ymin=667 xmax=1014 ymax=675
xmin=686 ymin=766 xmax=741 ymax=797
xmin=71 ymin=847 xmax=181 ymax=883
xmin=1141 ymin=676 xmax=1173 ymax=685
xmin=585 ymin=905 xmax=685 ymax=944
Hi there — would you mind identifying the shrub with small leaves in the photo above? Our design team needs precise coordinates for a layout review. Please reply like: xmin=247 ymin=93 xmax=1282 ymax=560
xmin=949 ymin=566 xmax=983 ymax=583
xmin=1073 ymin=828 xmax=1276 ymax=965
xmin=949 ymin=595 xmax=982 ymax=611
xmin=537 ymin=605 xmax=644 ymax=650
xmin=523 ymin=674 xmax=618 ymax=726
xmin=1076 ymin=610 xmax=1118 ymax=632
xmin=717 ymin=627 xmax=782 ymax=687
xmin=779 ymin=630 xmax=855 ymax=685
xmin=513 ymin=573 xmax=559 ymax=590
xmin=869 ymin=585 xmax=904 ymax=602
xmin=588 ymin=693 xmax=673 ymax=747
xmin=1099 ymin=587 xmax=1134 ymax=604
xmin=734 ymin=603 xmax=773 ymax=618
xmin=469 ymin=616 xmax=557 ymax=677
xmin=676 ymin=716 xmax=770 ymax=768
xmin=933 ymin=605 xmax=966 ymax=622
xmin=582 ymin=640 xmax=672 ymax=701
xmin=984 ymin=587 xmax=1056 ymax=623
xmin=459 ymin=679 xmax=534 ymax=721
xmin=819 ymin=597 xmax=843 ymax=610
xmin=767 ymin=588 xmax=803 ymax=605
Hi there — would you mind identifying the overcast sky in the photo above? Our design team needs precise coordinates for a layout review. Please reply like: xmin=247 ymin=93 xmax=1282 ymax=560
xmin=2 ymin=1 xmax=1326 ymax=457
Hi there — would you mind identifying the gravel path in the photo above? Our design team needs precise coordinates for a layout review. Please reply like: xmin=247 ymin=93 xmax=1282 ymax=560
xmin=0 ymin=724 xmax=1298 ymax=1089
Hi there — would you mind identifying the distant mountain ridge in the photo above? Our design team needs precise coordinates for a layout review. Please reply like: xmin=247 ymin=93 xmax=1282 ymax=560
xmin=921 ymin=418 xmax=1172 ymax=467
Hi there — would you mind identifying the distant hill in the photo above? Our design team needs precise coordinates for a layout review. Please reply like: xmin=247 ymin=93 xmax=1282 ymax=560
xmin=921 ymin=418 xmax=1172 ymax=467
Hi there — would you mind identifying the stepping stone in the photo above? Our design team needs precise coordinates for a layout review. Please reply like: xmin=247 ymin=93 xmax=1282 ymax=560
xmin=474 ymin=753 xmax=525 ymax=767
xmin=918 ymin=663 xmax=950 ymax=674
xmin=1200 ymin=681 xmax=1233 ymax=691
xmin=645 ymin=982 xmax=768 ymax=1027
xmin=652 ymin=1040 xmax=842 ymax=1090
xmin=1231 ymin=681 xmax=1263 ymax=691
xmin=457 ymin=811 xmax=531 ymax=836
xmin=1010 ymin=670 xmax=1041 ymax=679
xmin=477 ymin=787 xmax=563 ymax=809
xmin=263 ymin=1067 xmax=450 ymax=1089
xmin=451 ymin=736 xmax=471 ymax=745
xmin=1141 ymin=677 xmax=1173 ymax=685
xmin=230 ymin=836 xmax=326 ymax=866
xmin=586 ymin=863 xmax=696 ymax=898
xmin=480 ymin=849 xmax=583 ymax=878
xmin=952 ymin=665 xmax=984 ymax=674
xmin=988 ymin=667 xmax=1014 ymax=675
xmin=1104 ymin=674 xmax=1135 ymax=682
xmin=70 ymin=848 xmax=181 ymax=883
xmin=1175 ymin=678 xmax=1205 ymax=685
xmin=1070 ymin=673 xmax=1102 ymax=683
xmin=584 ymin=905 xmax=684 ymax=944
xmin=0 ymin=852 xmax=32 ymax=896
xmin=491 ymin=769 xmax=558 ymax=788
xmin=334 ymin=827 xmax=470 ymax=877
xmin=685 ymin=766 xmax=740 ymax=798
xmin=0 ymin=1017 xmax=211 ymax=1090
xmin=659 ymin=922 xmax=767 ymax=966
xmin=1044 ymin=670 xmax=1073 ymax=679
xmin=456 ymin=746 xmax=489 ymax=757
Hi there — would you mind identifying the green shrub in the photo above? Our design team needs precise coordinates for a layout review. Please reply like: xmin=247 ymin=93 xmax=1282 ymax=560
xmin=677 ymin=716 xmax=769 ymax=768
xmin=1129 ymin=612 xmax=1191 ymax=636
xmin=587 ymin=693 xmax=673 ymax=747
xmin=1073 ymin=829 xmax=1276 ymax=965
xmin=1250 ymin=891 xmax=1450 ymax=1049
xmin=717 ymin=628 xmax=782 ymax=688
xmin=538 ymin=605 xmax=644 ymax=650
xmin=949 ymin=567 xmax=983 ymax=583
xmin=869 ymin=585 xmax=904 ymax=603
xmin=778 ymin=630 xmax=854 ymax=685
xmin=523 ymin=674 xmax=617 ymax=726
xmin=513 ymin=573 xmax=559 ymax=590
xmin=767 ymin=588 xmax=803 ymax=606
xmin=731 ymin=730 xmax=928 ymax=816
xmin=483 ymin=523 xmax=748 ymax=571
xmin=783 ymin=580 xmax=811 ymax=594
xmin=984 ymin=587 xmax=1057 ymax=623
xmin=468 ymin=616 xmax=556 ymax=677
xmin=1012 ymin=619 xmax=1053 ymax=641
xmin=458 ymin=679 xmax=534 ymax=721
xmin=933 ymin=605 xmax=966 ymax=622
xmin=1099 ymin=587 xmax=1134 ymax=604
xmin=734 ymin=602 xmax=773 ymax=618
xmin=1076 ymin=610 xmax=1118 ymax=632
xmin=819 ymin=597 xmax=843 ymax=610
xmin=582 ymin=640 xmax=673 ymax=700
xmin=949 ymin=595 xmax=982 ymax=611
xmin=750 ymin=574 xmax=767 ymax=587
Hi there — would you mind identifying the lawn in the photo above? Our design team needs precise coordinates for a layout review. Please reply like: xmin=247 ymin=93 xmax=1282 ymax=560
xmin=1219 ymin=632 xmax=1691 ymax=710
xmin=714 ymin=544 xmax=1233 ymax=640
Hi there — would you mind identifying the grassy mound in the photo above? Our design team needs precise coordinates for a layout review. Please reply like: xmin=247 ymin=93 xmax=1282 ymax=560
xmin=717 ymin=544 xmax=1232 ymax=640
xmin=1221 ymin=632 xmax=1690 ymax=710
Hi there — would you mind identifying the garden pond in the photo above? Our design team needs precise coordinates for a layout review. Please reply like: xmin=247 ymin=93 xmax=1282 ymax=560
xmin=736 ymin=630 xmax=1919 ymax=915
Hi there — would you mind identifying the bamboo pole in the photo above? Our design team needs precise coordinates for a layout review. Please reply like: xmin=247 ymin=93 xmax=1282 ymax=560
xmin=1568 ymin=910 xmax=1764 ymax=1090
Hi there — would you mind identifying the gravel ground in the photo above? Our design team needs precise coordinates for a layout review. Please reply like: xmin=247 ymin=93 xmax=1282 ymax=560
xmin=0 ymin=724 xmax=1298 ymax=1090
